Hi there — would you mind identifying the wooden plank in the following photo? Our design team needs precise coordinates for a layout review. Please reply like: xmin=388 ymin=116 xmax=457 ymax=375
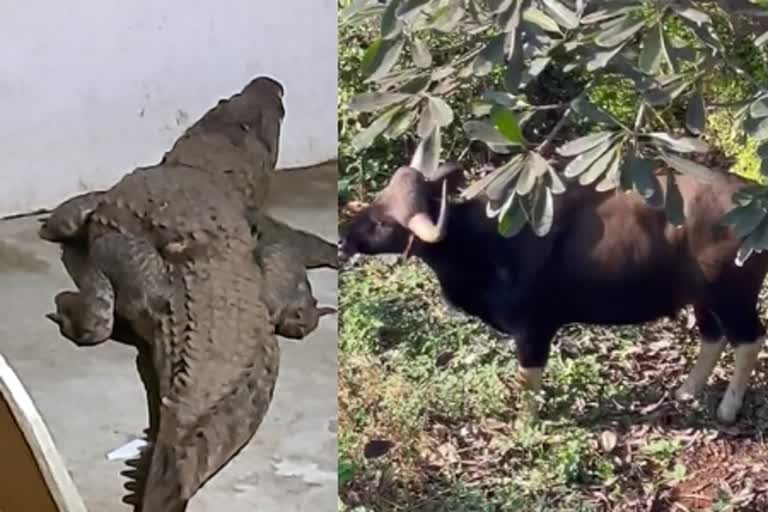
xmin=0 ymin=354 xmax=87 ymax=512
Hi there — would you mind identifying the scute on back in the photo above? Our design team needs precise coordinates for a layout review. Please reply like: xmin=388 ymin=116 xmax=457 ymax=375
xmin=88 ymin=165 xmax=254 ymax=260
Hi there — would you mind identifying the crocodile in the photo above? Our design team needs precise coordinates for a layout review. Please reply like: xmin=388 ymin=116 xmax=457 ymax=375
xmin=251 ymin=213 xmax=337 ymax=339
xmin=39 ymin=77 xmax=289 ymax=511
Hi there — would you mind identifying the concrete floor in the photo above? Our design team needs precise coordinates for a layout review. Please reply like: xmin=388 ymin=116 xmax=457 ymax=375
xmin=0 ymin=162 xmax=338 ymax=511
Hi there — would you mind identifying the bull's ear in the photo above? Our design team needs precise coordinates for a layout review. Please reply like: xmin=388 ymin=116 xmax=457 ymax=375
xmin=428 ymin=162 xmax=464 ymax=195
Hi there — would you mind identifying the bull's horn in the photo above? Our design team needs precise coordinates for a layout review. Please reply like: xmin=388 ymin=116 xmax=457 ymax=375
xmin=407 ymin=180 xmax=449 ymax=243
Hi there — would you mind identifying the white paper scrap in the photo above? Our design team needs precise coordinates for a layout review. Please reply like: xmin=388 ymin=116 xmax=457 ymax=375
xmin=106 ymin=438 xmax=148 ymax=461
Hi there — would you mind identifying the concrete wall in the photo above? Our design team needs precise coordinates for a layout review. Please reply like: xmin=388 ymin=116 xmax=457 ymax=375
xmin=0 ymin=0 xmax=337 ymax=216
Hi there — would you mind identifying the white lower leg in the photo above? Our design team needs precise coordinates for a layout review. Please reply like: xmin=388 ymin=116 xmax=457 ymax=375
xmin=518 ymin=367 xmax=544 ymax=418
xmin=675 ymin=338 xmax=726 ymax=401
xmin=717 ymin=339 xmax=763 ymax=423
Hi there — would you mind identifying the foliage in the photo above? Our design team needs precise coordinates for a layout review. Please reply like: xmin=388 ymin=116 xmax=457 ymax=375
xmin=340 ymin=0 xmax=768 ymax=261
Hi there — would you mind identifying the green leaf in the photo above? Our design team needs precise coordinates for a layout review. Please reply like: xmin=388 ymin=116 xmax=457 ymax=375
xmin=361 ymin=38 xmax=382 ymax=74
xmin=644 ymin=87 xmax=671 ymax=107
xmin=542 ymin=0 xmax=579 ymax=29
xmin=396 ymin=0 xmax=431 ymax=19
xmin=481 ymin=91 xmax=520 ymax=107
xmin=723 ymin=204 xmax=768 ymax=239
xmin=370 ymin=69 xmax=415 ymax=90
xmin=680 ymin=19 xmax=722 ymax=55
xmin=737 ymin=218 xmax=768 ymax=265
xmin=473 ymin=34 xmax=505 ymax=76
xmin=464 ymin=120 xmax=515 ymax=149
xmin=595 ymin=17 xmax=646 ymax=48
xmin=586 ymin=41 xmax=628 ymax=71
xmin=498 ymin=194 xmax=527 ymax=237
xmin=756 ymin=30 xmax=768 ymax=47
xmin=685 ymin=93 xmax=706 ymax=135
xmin=639 ymin=24 xmax=663 ymax=73
xmin=418 ymin=96 xmax=454 ymax=136
xmin=670 ymin=4 xmax=711 ymax=26
xmin=429 ymin=97 xmax=454 ymax=127
xmin=664 ymin=173 xmax=685 ymax=227
xmin=750 ymin=97 xmax=768 ymax=119
xmin=622 ymin=154 xmax=662 ymax=205
xmin=647 ymin=133 xmax=709 ymax=153
xmin=515 ymin=162 xmax=537 ymax=195
xmin=564 ymin=138 xmax=615 ymax=177
xmin=659 ymin=154 xmax=717 ymax=181
xmin=487 ymin=0 xmax=514 ymax=15
xmin=641 ymin=76 xmax=689 ymax=106
xmin=430 ymin=0 xmax=465 ymax=32
xmin=363 ymin=37 xmax=405 ymax=82
xmin=339 ymin=459 xmax=358 ymax=487
xmin=381 ymin=0 xmax=404 ymax=39
xmin=547 ymin=165 xmax=566 ymax=194
xmin=579 ymin=144 xmax=620 ymax=186
xmin=349 ymin=92 xmax=410 ymax=113
xmin=431 ymin=66 xmax=455 ymax=81
xmin=596 ymin=146 xmax=623 ymax=192
xmin=411 ymin=37 xmax=432 ymax=68
xmin=557 ymin=131 xmax=615 ymax=156
xmin=527 ymin=57 xmax=552 ymax=80
xmin=746 ymin=116 xmax=768 ymax=140
xmin=528 ymin=151 xmax=549 ymax=178
xmin=530 ymin=184 xmax=555 ymax=236
xmin=523 ymin=7 xmax=562 ymax=33
xmin=399 ymin=75 xmax=431 ymax=94
xmin=485 ymin=157 xmax=526 ymax=202
xmin=581 ymin=6 xmax=638 ymax=25
xmin=351 ymin=106 xmax=401 ymax=150
xmin=571 ymin=96 xmax=623 ymax=127
xmin=340 ymin=0 xmax=384 ymax=24
xmin=384 ymin=108 xmax=418 ymax=138
xmin=504 ymin=39 xmax=526 ymax=92
xmin=462 ymin=155 xmax=524 ymax=200
xmin=490 ymin=105 xmax=525 ymax=145
xmin=498 ymin=0 xmax=524 ymax=33
xmin=411 ymin=125 xmax=441 ymax=174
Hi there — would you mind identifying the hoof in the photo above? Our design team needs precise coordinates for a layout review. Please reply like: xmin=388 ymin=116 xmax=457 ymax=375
xmin=716 ymin=395 xmax=740 ymax=424
xmin=674 ymin=383 xmax=697 ymax=402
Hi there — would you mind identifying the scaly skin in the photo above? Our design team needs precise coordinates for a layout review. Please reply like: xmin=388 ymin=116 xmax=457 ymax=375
xmin=49 ymin=235 xmax=277 ymax=511
xmin=139 ymin=240 xmax=277 ymax=510
xmin=251 ymin=214 xmax=337 ymax=338
xmin=40 ymin=77 xmax=285 ymax=511
xmin=251 ymin=213 xmax=339 ymax=269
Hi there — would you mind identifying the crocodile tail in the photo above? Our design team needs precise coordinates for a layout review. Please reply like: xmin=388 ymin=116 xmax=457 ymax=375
xmin=121 ymin=420 xmax=188 ymax=512
xmin=140 ymin=438 xmax=189 ymax=512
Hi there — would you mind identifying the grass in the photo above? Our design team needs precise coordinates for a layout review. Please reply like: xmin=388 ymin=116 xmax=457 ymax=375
xmin=338 ymin=257 xmax=768 ymax=511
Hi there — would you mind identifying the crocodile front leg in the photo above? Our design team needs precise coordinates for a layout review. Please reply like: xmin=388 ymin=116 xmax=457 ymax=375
xmin=38 ymin=190 xmax=105 ymax=241
xmin=249 ymin=213 xmax=338 ymax=269
xmin=272 ymin=288 xmax=336 ymax=339
xmin=256 ymin=239 xmax=336 ymax=340
xmin=48 ymin=232 xmax=172 ymax=346
xmin=47 ymin=276 xmax=115 ymax=346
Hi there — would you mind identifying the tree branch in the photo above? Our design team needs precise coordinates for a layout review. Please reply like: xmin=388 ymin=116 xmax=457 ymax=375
xmin=536 ymin=107 xmax=572 ymax=154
